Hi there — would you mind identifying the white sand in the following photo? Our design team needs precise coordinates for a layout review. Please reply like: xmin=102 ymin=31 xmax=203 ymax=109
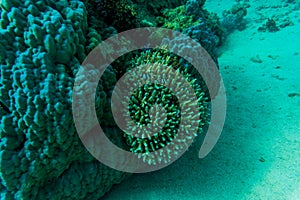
xmin=102 ymin=0 xmax=300 ymax=199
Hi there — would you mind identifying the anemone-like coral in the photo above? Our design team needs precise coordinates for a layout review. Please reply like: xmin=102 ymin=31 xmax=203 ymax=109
xmin=119 ymin=49 xmax=209 ymax=165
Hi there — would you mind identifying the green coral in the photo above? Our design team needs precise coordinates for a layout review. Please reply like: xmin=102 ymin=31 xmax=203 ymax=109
xmin=157 ymin=5 xmax=200 ymax=31
xmin=119 ymin=49 xmax=209 ymax=165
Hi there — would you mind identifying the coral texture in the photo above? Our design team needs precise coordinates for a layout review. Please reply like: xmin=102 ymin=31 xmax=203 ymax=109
xmin=156 ymin=5 xmax=199 ymax=31
xmin=0 ymin=0 xmax=129 ymax=199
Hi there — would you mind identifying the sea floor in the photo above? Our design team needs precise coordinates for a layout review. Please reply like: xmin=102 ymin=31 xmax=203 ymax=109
xmin=102 ymin=0 xmax=300 ymax=199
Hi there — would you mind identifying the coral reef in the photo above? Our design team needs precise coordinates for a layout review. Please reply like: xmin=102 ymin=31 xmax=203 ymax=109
xmin=0 ymin=0 xmax=129 ymax=199
xmin=0 ymin=0 xmax=222 ymax=198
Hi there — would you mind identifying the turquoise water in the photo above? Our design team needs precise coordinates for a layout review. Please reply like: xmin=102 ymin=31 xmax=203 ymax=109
xmin=0 ymin=0 xmax=299 ymax=199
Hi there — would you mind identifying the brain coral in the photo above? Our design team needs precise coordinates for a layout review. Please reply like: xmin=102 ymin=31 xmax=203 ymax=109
xmin=0 ymin=0 xmax=129 ymax=199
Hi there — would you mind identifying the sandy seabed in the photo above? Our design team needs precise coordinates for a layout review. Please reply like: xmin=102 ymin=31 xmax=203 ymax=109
xmin=103 ymin=0 xmax=300 ymax=199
